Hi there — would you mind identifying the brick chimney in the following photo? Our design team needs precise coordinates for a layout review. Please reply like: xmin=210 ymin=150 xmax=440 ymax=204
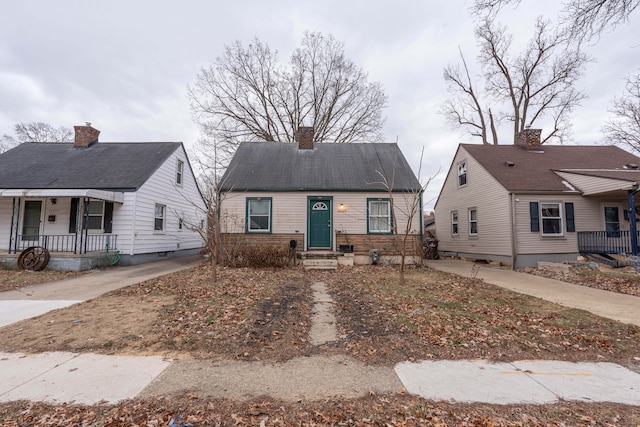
xmin=296 ymin=126 xmax=314 ymax=150
xmin=515 ymin=128 xmax=542 ymax=149
xmin=73 ymin=123 xmax=100 ymax=148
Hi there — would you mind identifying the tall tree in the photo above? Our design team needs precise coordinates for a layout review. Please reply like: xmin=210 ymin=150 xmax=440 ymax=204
xmin=188 ymin=32 xmax=387 ymax=150
xmin=603 ymin=73 xmax=640 ymax=152
xmin=472 ymin=0 xmax=639 ymax=41
xmin=14 ymin=122 xmax=72 ymax=143
xmin=442 ymin=17 xmax=589 ymax=144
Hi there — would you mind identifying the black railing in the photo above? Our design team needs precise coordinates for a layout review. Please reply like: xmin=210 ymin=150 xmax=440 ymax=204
xmin=9 ymin=234 xmax=118 ymax=254
xmin=577 ymin=230 xmax=640 ymax=254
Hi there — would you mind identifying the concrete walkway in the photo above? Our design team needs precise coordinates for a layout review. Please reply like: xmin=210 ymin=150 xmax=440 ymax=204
xmin=424 ymin=259 xmax=640 ymax=326
xmin=0 ymin=256 xmax=199 ymax=327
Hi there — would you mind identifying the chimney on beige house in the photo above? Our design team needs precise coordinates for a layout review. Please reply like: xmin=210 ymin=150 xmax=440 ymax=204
xmin=74 ymin=122 xmax=100 ymax=148
xmin=515 ymin=127 xmax=542 ymax=149
xmin=296 ymin=126 xmax=315 ymax=150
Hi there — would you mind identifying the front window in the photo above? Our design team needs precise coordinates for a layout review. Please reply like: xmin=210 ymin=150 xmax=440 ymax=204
xmin=541 ymin=203 xmax=563 ymax=236
xmin=247 ymin=198 xmax=271 ymax=232
xmin=368 ymin=199 xmax=392 ymax=233
xmin=457 ymin=162 xmax=467 ymax=186
xmin=176 ymin=160 xmax=184 ymax=185
xmin=451 ymin=211 xmax=458 ymax=235
xmin=469 ymin=208 xmax=478 ymax=236
xmin=154 ymin=204 xmax=166 ymax=231
xmin=87 ymin=200 xmax=104 ymax=230
xmin=604 ymin=206 xmax=620 ymax=237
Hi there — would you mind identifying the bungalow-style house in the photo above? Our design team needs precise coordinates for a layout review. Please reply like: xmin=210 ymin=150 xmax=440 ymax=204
xmin=435 ymin=128 xmax=640 ymax=268
xmin=0 ymin=124 xmax=206 ymax=271
xmin=218 ymin=127 xmax=423 ymax=265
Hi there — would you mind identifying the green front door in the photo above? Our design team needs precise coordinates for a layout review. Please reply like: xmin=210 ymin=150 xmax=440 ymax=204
xmin=308 ymin=198 xmax=332 ymax=249
xmin=22 ymin=200 xmax=42 ymax=240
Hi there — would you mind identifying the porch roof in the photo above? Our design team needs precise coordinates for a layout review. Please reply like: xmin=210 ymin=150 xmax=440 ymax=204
xmin=0 ymin=189 xmax=124 ymax=203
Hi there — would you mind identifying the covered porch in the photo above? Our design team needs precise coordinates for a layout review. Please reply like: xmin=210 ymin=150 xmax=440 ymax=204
xmin=1 ymin=189 xmax=123 ymax=256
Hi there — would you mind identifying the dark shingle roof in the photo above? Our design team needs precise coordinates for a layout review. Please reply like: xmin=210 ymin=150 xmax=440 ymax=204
xmin=0 ymin=142 xmax=181 ymax=191
xmin=461 ymin=144 xmax=640 ymax=192
xmin=219 ymin=142 xmax=421 ymax=192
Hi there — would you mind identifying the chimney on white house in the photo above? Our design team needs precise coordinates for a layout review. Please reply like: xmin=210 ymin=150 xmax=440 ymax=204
xmin=73 ymin=123 xmax=100 ymax=148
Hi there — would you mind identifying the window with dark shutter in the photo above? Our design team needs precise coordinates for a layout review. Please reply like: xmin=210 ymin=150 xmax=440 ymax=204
xmin=565 ymin=202 xmax=575 ymax=232
xmin=529 ymin=202 xmax=540 ymax=232
xmin=69 ymin=198 xmax=79 ymax=233
xmin=104 ymin=202 xmax=114 ymax=233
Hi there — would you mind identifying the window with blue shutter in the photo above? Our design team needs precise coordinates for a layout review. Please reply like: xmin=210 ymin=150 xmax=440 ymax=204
xmin=565 ymin=202 xmax=575 ymax=232
xmin=529 ymin=202 xmax=539 ymax=232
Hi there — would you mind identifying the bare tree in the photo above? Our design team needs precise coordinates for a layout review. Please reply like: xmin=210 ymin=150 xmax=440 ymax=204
xmin=603 ymin=73 xmax=640 ymax=152
xmin=14 ymin=122 xmax=72 ymax=143
xmin=472 ymin=0 xmax=638 ymax=41
xmin=0 ymin=134 xmax=17 ymax=153
xmin=376 ymin=147 xmax=434 ymax=285
xmin=442 ymin=18 xmax=589 ymax=144
xmin=188 ymin=31 xmax=387 ymax=154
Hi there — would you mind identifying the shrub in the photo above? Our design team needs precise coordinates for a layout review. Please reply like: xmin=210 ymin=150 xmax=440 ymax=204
xmin=225 ymin=244 xmax=292 ymax=268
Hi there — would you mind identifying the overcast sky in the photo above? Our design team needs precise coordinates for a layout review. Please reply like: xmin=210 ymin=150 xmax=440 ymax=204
xmin=1 ymin=1 xmax=637 ymax=210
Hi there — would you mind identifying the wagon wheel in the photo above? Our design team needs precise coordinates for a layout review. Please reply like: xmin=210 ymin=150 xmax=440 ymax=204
xmin=18 ymin=246 xmax=50 ymax=271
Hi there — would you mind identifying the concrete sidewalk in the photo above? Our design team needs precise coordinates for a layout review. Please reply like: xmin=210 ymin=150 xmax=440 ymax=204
xmin=424 ymin=259 xmax=640 ymax=326
xmin=2 ymin=351 xmax=640 ymax=405
xmin=0 ymin=257 xmax=199 ymax=327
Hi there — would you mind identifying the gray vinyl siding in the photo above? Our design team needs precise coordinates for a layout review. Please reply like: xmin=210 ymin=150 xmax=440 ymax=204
xmin=435 ymin=147 xmax=512 ymax=258
xmin=0 ymin=198 xmax=12 ymax=251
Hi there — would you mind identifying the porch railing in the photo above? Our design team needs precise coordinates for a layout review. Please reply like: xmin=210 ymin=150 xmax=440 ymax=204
xmin=577 ymin=230 xmax=640 ymax=254
xmin=9 ymin=234 xmax=118 ymax=254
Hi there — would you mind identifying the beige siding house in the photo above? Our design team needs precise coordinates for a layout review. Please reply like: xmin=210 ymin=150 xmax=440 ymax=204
xmin=218 ymin=128 xmax=423 ymax=265
xmin=435 ymin=129 xmax=640 ymax=268
xmin=0 ymin=124 xmax=206 ymax=271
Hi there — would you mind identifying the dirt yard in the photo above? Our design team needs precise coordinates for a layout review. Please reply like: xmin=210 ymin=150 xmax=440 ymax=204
xmin=1 ymin=263 xmax=639 ymax=426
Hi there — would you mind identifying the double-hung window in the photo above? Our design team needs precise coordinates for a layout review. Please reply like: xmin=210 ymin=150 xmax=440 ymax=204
xmin=176 ymin=160 xmax=184 ymax=185
xmin=368 ymin=199 xmax=392 ymax=233
xmin=468 ymin=208 xmax=478 ymax=236
xmin=86 ymin=200 xmax=104 ymax=230
xmin=247 ymin=198 xmax=271 ymax=232
xmin=154 ymin=204 xmax=166 ymax=231
xmin=541 ymin=203 xmax=563 ymax=236
xmin=604 ymin=206 xmax=620 ymax=237
xmin=451 ymin=211 xmax=458 ymax=235
xmin=457 ymin=162 xmax=467 ymax=186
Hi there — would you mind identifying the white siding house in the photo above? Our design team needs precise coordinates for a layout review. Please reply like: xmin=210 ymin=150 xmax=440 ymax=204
xmin=0 ymin=124 xmax=206 ymax=271
xmin=435 ymin=129 xmax=640 ymax=268
xmin=218 ymin=128 xmax=423 ymax=265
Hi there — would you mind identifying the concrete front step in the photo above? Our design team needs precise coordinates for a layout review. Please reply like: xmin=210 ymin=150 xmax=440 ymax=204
xmin=302 ymin=258 xmax=338 ymax=270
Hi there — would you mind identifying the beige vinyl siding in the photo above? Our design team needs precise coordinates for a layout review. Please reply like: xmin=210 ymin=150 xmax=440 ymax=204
xmin=555 ymin=171 xmax=634 ymax=195
xmin=435 ymin=147 xmax=512 ymax=257
xmin=121 ymin=146 xmax=205 ymax=255
xmin=220 ymin=191 xmax=422 ymax=247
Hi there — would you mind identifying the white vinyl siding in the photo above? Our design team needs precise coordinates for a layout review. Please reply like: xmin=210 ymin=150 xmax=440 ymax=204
xmin=434 ymin=147 xmax=512 ymax=258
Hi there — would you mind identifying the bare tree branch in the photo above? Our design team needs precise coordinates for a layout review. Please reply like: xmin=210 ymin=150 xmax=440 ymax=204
xmin=442 ymin=17 xmax=589 ymax=144
xmin=603 ymin=73 xmax=640 ymax=152
xmin=188 ymin=31 xmax=387 ymax=154
xmin=13 ymin=122 xmax=72 ymax=143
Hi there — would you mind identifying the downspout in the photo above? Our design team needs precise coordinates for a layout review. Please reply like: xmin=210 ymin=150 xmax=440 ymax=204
xmin=628 ymin=188 xmax=639 ymax=259
xmin=509 ymin=192 xmax=517 ymax=270
xmin=129 ymin=192 xmax=137 ymax=256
